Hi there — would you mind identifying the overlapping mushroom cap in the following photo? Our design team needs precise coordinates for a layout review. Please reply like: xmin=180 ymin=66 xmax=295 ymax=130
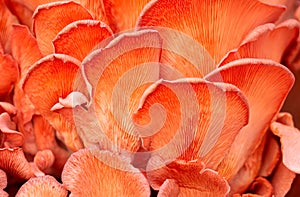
xmin=0 ymin=0 xmax=299 ymax=196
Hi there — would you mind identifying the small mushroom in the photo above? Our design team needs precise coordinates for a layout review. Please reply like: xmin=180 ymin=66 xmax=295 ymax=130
xmin=33 ymin=149 xmax=55 ymax=171
xmin=0 ymin=112 xmax=24 ymax=148
xmin=0 ymin=148 xmax=34 ymax=180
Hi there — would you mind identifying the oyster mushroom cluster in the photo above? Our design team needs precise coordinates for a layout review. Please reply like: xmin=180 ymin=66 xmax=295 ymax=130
xmin=1 ymin=0 xmax=300 ymax=196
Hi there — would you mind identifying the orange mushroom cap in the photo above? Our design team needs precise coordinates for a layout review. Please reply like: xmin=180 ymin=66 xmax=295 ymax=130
xmin=205 ymin=58 xmax=294 ymax=180
xmin=137 ymin=0 xmax=285 ymax=72
xmin=147 ymin=155 xmax=230 ymax=196
xmin=62 ymin=148 xmax=150 ymax=196
xmin=32 ymin=1 xmax=93 ymax=55
xmin=16 ymin=175 xmax=68 ymax=197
